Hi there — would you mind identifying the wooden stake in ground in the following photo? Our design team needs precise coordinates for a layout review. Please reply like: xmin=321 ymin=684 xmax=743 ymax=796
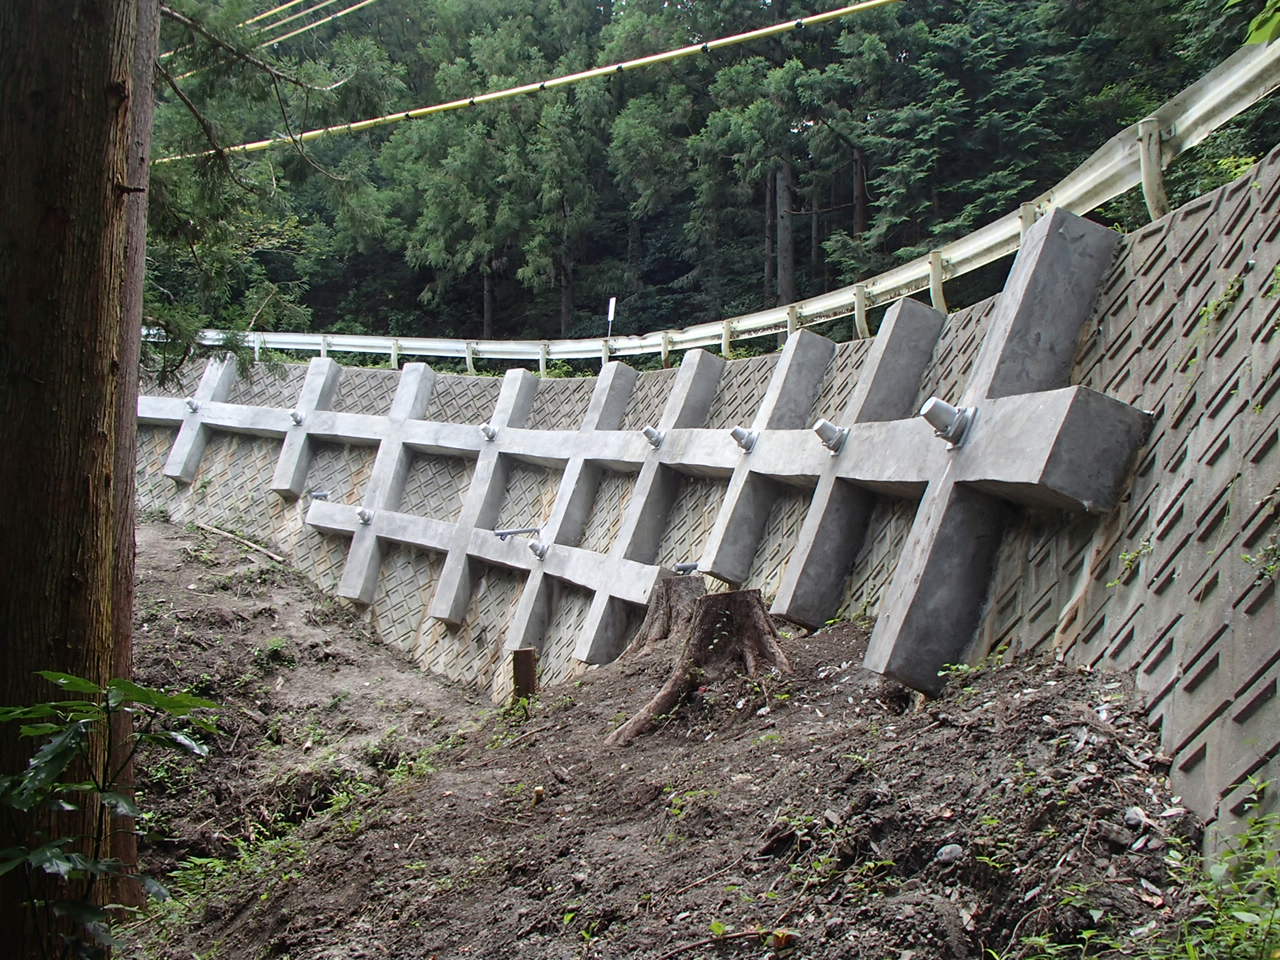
xmin=606 ymin=581 xmax=793 ymax=746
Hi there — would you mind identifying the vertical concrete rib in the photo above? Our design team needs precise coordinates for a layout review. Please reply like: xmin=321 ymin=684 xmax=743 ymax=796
xmin=699 ymin=329 xmax=835 ymax=584
xmin=865 ymin=210 xmax=1121 ymax=692
xmin=574 ymin=349 xmax=725 ymax=663
xmin=428 ymin=368 xmax=539 ymax=625
xmin=771 ymin=299 xmax=945 ymax=625
xmin=505 ymin=362 xmax=638 ymax=653
xmin=163 ymin=356 xmax=238 ymax=483
xmin=271 ymin=357 xmax=342 ymax=499
xmin=336 ymin=364 xmax=435 ymax=604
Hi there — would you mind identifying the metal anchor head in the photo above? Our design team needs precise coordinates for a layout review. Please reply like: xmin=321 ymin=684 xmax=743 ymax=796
xmin=920 ymin=397 xmax=976 ymax=447
xmin=812 ymin=418 xmax=848 ymax=454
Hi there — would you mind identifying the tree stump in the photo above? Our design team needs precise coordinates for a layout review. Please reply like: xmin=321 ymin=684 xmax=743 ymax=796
xmin=606 ymin=583 xmax=793 ymax=747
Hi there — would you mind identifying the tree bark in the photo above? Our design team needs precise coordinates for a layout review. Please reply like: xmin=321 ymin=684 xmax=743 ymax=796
xmin=852 ymin=147 xmax=870 ymax=236
xmin=763 ymin=169 xmax=776 ymax=305
xmin=775 ymin=161 xmax=796 ymax=306
xmin=482 ymin=262 xmax=495 ymax=340
xmin=110 ymin=0 xmax=159 ymax=912
xmin=0 ymin=0 xmax=151 ymax=949
xmin=558 ymin=255 xmax=575 ymax=338
xmin=606 ymin=586 xmax=793 ymax=747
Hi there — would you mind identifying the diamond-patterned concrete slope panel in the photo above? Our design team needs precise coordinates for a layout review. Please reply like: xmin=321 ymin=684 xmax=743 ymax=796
xmin=619 ymin=367 xmax=677 ymax=431
xmin=577 ymin=471 xmax=634 ymax=554
xmin=330 ymin=367 xmax=401 ymax=415
xmin=704 ymin=354 xmax=779 ymax=430
xmin=370 ymin=543 xmax=442 ymax=657
xmin=140 ymin=363 xmax=205 ymax=399
xmin=227 ymin=364 xmax=308 ymax=408
xmin=136 ymin=426 xmax=180 ymax=517
xmin=526 ymin=376 xmax=597 ymax=431
xmin=399 ymin=454 xmax=473 ymax=523
xmin=808 ymin=339 xmax=872 ymax=426
xmin=495 ymin=462 xmax=561 ymax=532
xmin=421 ymin=374 xmax=502 ymax=426
xmin=539 ymin=583 xmax=595 ymax=687
xmin=183 ymin=433 xmax=288 ymax=548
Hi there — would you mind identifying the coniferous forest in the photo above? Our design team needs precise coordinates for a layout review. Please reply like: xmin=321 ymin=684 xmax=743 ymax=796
xmin=149 ymin=0 xmax=1280 ymax=363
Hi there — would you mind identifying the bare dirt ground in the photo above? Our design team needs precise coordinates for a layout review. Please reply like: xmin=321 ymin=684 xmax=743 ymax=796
xmin=124 ymin=521 xmax=1204 ymax=960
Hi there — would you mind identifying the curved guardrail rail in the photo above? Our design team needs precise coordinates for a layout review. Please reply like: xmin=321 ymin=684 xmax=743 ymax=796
xmin=149 ymin=40 xmax=1280 ymax=369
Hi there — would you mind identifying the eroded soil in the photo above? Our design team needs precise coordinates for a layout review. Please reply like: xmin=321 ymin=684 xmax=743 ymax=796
xmin=125 ymin=522 xmax=1202 ymax=960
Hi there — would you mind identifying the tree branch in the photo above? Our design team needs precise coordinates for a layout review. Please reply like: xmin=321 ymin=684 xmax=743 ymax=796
xmin=159 ymin=4 xmax=350 ymax=92
xmin=156 ymin=61 xmax=259 ymax=195
xmin=269 ymin=75 xmax=347 ymax=183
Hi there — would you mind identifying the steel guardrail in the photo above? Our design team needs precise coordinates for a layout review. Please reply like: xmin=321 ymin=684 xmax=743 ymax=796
xmin=147 ymin=41 xmax=1280 ymax=367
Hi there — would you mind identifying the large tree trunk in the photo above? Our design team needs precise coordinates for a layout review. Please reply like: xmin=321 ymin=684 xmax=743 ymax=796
xmin=763 ymin=169 xmax=776 ymax=305
xmin=110 ymin=0 xmax=159 ymax=912
xmin=852 ymin=147 xmax=870 ymax=236
xmin=0 ymin=0 xmax=151 ymax=950
xmin=558 ymin=255 xmax=575 ymax=338
xmin=482 ymin=263 xmax=495 ymax=340
xmin=775 ymin=161 xmax=796 ymax=306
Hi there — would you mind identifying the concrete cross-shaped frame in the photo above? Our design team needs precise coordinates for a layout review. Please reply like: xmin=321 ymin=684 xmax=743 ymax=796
xmin=726 ymin=210 xmax=1151 ymax=691
xmin=136 ymin=209 xmax=1150 ymax=698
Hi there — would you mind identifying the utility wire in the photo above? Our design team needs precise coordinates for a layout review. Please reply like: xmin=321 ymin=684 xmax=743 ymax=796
xmin=171 ymin=0 xmax=384 ymax=81
xmin=252 ymin=0 xmax=345 ymax=37
xmin=259 ymin=0 xmax=382 ymax=46
xmin=243 ymin=0 xmax=311 ymax=27
xmin=158 ymin=0 xmax=900 ymax=163
xmin=161 ymin=0 xmax=309 ymax=59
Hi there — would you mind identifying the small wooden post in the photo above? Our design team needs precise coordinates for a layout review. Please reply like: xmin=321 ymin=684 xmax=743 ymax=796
xmin=512 ymin=647 xmax=539 ymax=703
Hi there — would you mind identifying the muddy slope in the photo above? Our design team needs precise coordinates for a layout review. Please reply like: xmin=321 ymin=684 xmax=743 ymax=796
xmin=126 ymin=522 xmax=1200 ymax=960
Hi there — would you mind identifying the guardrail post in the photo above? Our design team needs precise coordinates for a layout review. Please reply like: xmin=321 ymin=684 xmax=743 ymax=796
xmin=1138 ymin=117 xmax=1170 ymax=221
xmin=721 ymin=318 xmax=732 ymax=356
xmin=1019 ymin=202 xmax=1038 ymax=239
xmin=539 ymin=342 xmax=548 ymax=377
xmin=601 ymin=339 xmax=610 ymax=370
xmin=854 ymin=283 xmax=870 ymax=339
xmin=390 ymin=339 xmax=399 ymax=369
xmin=465 ymin=341 xmax=476 ymax=375
xmin=320 ymin=336 xmax=329 ymax=358
xmin=929 ymin=251 xmax=948 ymax=315
xmin=786 ymin=304 xmax=799 ymax=339
xmin=253 ymin=333 xmax=261 ymax=363
xmin=661 ymin=332 xmax=672 ymax=368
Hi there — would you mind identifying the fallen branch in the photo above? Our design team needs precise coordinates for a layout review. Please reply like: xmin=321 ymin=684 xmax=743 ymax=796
xmin=653 ymin=929 xmax=786 ymax=960
xmin=192 ymin=521 xmax=287 ymax=564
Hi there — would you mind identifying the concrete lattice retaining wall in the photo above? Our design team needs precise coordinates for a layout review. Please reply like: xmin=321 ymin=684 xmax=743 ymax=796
xmin=137 ymin=149 xmax=1280 ymax=829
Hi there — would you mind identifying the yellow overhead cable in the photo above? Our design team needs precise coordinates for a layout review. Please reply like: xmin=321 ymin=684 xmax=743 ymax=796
xmin=161 ymin=0 xmax=311 ymax=59
xmin=157 ymin=0 xmax=900 ymax=163
xmin=258 ymin=0 xmax=382 ymax=46
xmin=171 ymin=0 xmax=385 ymax=81
xmin=252 ymin=0 xmax=346 ymax=37
xmin=243 ymin=0 xmax=311 ymax=27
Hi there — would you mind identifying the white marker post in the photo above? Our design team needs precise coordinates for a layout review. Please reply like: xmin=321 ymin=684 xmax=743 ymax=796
xmin=604 ymin=296 xmax=617 ymax=372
